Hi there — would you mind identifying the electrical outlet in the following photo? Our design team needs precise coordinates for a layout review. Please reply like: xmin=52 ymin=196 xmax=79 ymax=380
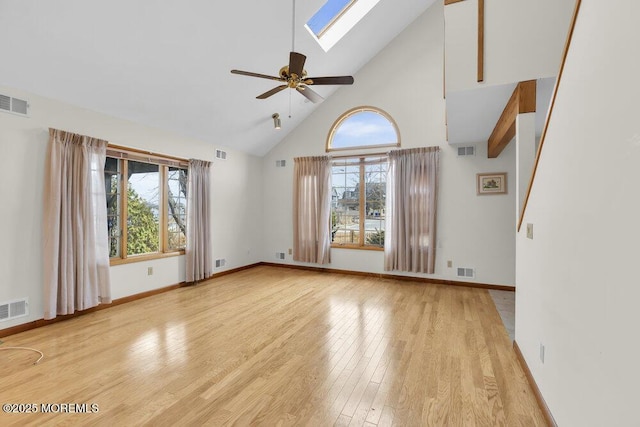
xmin=527 ymin=223 xmax=534 ymax=239
xmin=288 ymin=248 xmax=292 ymax=255
xmin=447 ymin=260 xmax=452 ymax=268
xmin=147 ymin=267 xmax=153 ymax=276
xmin=540 ymin=343 xmax=545 ymax=363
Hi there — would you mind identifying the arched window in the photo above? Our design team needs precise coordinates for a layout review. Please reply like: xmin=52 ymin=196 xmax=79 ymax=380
xmin=326 ymin=106 xmax=400 ymax=152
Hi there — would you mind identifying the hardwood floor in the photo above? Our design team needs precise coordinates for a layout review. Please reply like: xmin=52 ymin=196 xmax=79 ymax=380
xmin=0 ymin=266 xmax=545 ymax=426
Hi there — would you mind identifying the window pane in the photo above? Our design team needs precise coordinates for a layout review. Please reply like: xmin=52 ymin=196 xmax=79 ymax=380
xmin=105 ymin=157 xmax=121 ymax=258
xmin=329 ymin=108 xmax=399 ymax=151
xmin=331 ymin=161 xmax=360 ymax=245
xmin=364 ymin=161 xmax=386 ymax=247
xmin=307 ymin=0 xmax=354 ymax=36
xmin=167 ymin=167 xmax=188 ymax=250
xmin=127 ymin=161 xmax=160 ymax=255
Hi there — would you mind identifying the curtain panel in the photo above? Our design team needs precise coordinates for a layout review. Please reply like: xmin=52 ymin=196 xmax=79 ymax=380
xmin=186 ymin=159 xmax=212 ymax=282
xmin=293 ymin=156 xmax=332 ymax=264
xmin=385 ymin=146 xmax=440 ymax=274
xmin=43 ymin=128 xmax=112 ymax=319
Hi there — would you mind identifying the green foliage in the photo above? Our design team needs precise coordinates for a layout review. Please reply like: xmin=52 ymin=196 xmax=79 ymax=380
xmin=366 ymin=229 xmax=385 ymax=246
xmin=126 ymin=186 xmax=159 ymax=255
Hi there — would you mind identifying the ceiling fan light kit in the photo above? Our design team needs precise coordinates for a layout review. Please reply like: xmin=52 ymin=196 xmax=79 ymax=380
xmin=272 ymin=113 xmax=282 ymax=130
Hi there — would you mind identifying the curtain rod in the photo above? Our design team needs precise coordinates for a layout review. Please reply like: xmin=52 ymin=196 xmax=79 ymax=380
xmin=329 ymin=151 xmax=389 ymax=159
xmin=108 ymin=143 xmax=189 ymax=163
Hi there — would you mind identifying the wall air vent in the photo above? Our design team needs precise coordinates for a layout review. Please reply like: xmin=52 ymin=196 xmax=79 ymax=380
xmin=0 ymin=298 xmax=29 ymax=322
xmin=456 ymin=267 xmax=475 ymax=278
xmin=276 ymin=160 xmax=286 ymax=167
xmin=275 ymin=252 xmax=285 ymax=260
xmin=215 ymin=258 xmax=226 ymax=268
xmin=215 ymin=149 xmax=227 ymax=160
xmin=457 ymin=146 xmax=475 ymax=156
xmin=0 ymin=94 xmax=29 ymax=117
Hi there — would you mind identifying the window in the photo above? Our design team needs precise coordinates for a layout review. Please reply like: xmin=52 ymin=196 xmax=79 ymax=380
xmin=306 ymin=0 xmax=382 ymax=52
xmin=331 ymin=156 xmax=387 ymax=249
xmin=105 ymin=146 xmax=188 ymax=264
xmin=326 ymin=106 xmax=400 ymax=152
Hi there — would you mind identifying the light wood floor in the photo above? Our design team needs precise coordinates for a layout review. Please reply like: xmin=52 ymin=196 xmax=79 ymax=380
xmin=0 ymin=266 xmax=545 ymax=426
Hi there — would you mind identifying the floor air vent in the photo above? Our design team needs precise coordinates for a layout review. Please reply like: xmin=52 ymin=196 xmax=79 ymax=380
xmin=0 ymin=298 xmax=29 ymax=322
xmin=0 ymin=94 xmax=29 ymax=117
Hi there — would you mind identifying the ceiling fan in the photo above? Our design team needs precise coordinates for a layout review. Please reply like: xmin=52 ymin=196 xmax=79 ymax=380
xmin=231 ymin=51 xmax=354 ymax=103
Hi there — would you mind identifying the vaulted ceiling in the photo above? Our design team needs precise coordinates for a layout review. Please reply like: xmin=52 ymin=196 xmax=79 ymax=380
xmin=0 ymin=0 xmax=436 ymax=156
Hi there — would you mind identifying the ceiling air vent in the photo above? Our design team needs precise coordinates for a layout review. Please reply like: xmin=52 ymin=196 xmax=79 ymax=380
xmin=215 ymin=149 xmax=227 ymax=160
xmin=0 ymin=94 xmax=29 ymax=117
xmin=457 ymin=146 xmax=475 ymax=156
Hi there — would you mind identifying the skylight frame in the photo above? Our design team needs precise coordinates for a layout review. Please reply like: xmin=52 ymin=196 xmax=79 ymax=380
xmin=311 ymin=0 xmax=358 ymax=39
xmin=306 ymin=0 xmax=382 ymax=52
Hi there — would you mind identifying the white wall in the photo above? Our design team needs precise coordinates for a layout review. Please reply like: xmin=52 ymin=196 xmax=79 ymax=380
xmin=445 ymin=0 xmax=574 ymax=93
xmin=516 ymin=1 xmax=640 ymax=425
xmin=0 ymin=86 xmax=263 ymax=330
xmin=262 ymin=2 xmax=517 ymax=286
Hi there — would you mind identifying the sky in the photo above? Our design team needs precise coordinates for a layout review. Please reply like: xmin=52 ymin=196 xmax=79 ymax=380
xmin=331 ymin=111 xmax=398 ymax=149
xmin=306 ymin=0 xmax=353 ymax=35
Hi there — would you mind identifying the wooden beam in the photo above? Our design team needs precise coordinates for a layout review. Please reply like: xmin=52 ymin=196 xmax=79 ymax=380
xmin=478 ymin=0 xmax=485 ymax=82
xmin=487 ymin=80 xmax=537 ymax=158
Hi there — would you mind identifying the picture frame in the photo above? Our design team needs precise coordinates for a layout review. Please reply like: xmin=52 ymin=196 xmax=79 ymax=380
xmin=477 ymin=172 xmax=507 ymax=195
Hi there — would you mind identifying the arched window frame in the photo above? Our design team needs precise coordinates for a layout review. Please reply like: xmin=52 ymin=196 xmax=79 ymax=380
xmin=325 ymin=106 xmax=401 ymax=152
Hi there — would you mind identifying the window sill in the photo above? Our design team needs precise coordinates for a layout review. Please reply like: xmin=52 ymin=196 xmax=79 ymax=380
xmin=331 ymin=244 xmax=384 ymax=252
xmin=110 ymin=250 xmax=185 ymax=266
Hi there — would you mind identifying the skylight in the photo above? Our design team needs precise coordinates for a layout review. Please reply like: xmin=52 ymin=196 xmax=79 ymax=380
xmin=306 ymin=0 xmax=381 ymax=52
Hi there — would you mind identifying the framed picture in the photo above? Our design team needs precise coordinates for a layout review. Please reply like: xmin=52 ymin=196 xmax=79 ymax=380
xmin=477 ymin=172 xmax=507 ymax=195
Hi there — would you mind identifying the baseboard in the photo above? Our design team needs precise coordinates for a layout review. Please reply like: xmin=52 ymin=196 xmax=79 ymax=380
xmin=207 ymin=262 xmax=262 ymax=280
xmin=513 ymin=340 xmax=557 ymax=427
xmin=258 ymin=262 xmax=515 ymax=291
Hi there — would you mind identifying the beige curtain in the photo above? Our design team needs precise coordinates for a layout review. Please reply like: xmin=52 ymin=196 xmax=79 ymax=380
xmin=43 ymin=129 xmax=112 ymax=319
xmin=186 ymin=159 xmax=212 ymax=282
xmin=293 ymin=156 xmax=331 ymax=264
xmin=385 ymin=147 xmax=440 ymax=273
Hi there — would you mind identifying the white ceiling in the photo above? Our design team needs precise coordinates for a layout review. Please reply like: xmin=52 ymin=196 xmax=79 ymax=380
xmin=0 ymin=0 xmax=436 ymax=156
xmin=446 ymin=77 xmax=556 ymax=146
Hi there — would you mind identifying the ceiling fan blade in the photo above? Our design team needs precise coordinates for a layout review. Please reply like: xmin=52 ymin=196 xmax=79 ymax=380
xmin=289 ymin=52 xmax=306 ymax=78
xmin=296 ymin=86 xmax=324 ymax=103
xmin=305 ymin=76 xmax=354 ymax=85
xmin=257 ymin=85 xmax=288 ymax=99
xmin=231 ymin=69 xmax=284 ymax=82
